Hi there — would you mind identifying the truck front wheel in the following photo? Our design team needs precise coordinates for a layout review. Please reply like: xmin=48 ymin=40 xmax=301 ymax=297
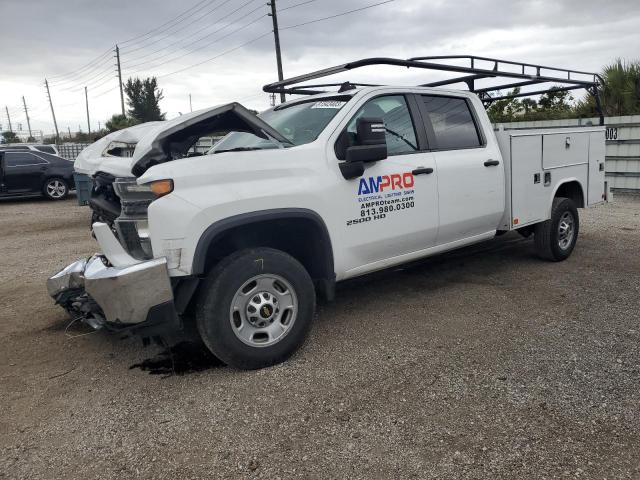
xmin=195 ymin=248 xmax=316 ymax=369
xmin=534 ymin=197 xmax=579 ymax=261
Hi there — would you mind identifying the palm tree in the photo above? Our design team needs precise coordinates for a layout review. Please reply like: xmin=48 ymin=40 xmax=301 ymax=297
xmin=576 ymin=59 xmax=640 ymax=117
xmin=600 ymin=59 xmax=640 ymax=115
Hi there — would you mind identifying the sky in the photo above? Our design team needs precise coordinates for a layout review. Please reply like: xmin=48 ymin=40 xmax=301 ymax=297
xmin=1 ymin=0 xmax=639 ymax=137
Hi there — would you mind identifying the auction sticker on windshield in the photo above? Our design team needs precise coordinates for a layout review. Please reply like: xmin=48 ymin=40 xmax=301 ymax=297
xmin=311 ymin=101 xmax=346 ymax=109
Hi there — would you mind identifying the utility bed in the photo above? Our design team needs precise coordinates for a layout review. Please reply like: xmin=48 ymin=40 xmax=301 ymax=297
xmin=496 ymin=127 xmax=606 ymax=230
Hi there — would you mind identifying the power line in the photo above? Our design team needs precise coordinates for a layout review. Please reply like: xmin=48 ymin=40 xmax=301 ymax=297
xmin=158 ymin=30 xmax=272 ymax=78
xmin=128 ymin=14 xmax=269 ymax=75
xmin=119 ymin=0 xmax=215 ymax=47
xmin=53 ymin=64 xmax=116 ymax=93
xmin=91 ymin=85 xmax=120 ymax=99
xmin=49 ymin=54 xmax=113 ymax=87
xmin=125 ymin=5 xmax=266 ymax=72
xmin=121 ymin=0 xmax=230 ymax=54
xmin=280 ymin=0 xmax=394 ymax=30
xmin=48 ymin=47 xmax=113 ymax=81
xmin=279 ymin=0 xmax=317 ymax=12
xmin=87 ymin=74 xmax=118 ymax=92
xmin=123 ymin=0 xmax=264 ymax=68
xmin=49 ymin=58 xmax=111 ymax=89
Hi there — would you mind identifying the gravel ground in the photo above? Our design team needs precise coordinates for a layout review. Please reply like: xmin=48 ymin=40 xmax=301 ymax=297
xmin=1 ymin=195 xmax=639 ymax=479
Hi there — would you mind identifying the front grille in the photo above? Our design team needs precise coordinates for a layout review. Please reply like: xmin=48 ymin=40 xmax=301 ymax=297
xmin=89 ymin=172 xmax=122 ymax=225
xmin=113 ymin=178 xmax=156 ymax=261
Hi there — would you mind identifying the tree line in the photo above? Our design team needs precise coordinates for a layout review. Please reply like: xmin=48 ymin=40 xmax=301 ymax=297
xmin=487 ymin=59 xmax=640 ymax=123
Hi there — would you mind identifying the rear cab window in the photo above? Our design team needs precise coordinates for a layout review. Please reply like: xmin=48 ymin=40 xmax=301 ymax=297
xmin=420 ymin=95 xmax=483 ymax=150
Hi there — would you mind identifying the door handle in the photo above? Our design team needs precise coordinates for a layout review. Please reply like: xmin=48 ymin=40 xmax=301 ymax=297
xmin=484 ymin=160 xmax=500 ymax=167
xmin=412 ymin=167 xmax=433 ymax=175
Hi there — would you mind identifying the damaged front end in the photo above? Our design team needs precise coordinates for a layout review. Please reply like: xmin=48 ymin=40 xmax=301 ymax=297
xmin=47 ymin=253 xmax=178 ymax=336
xmin=49 ymin=102 xmax=286 ymax=337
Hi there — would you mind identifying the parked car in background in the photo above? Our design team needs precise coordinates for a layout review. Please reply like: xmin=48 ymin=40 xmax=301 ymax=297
xmin=0 ymin=150 xmax=75 ymax=200
xmin=0 ymin=144 xmax=60 ymax=155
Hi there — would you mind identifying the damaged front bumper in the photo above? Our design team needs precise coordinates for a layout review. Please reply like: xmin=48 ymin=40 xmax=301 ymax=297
xmin=47 ymin=254 xmax=179 ymax=336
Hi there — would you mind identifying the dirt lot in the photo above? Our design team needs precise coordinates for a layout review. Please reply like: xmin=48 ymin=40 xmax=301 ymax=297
xmin=1 ymin=195 xmax=639 ymax=479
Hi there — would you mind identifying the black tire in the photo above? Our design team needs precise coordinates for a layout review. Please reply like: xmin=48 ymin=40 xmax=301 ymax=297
xmin=196 ymin=248 xmax=316 ymax=370
xmin=43 ymin=177 xmax=69 ymax=200
xmin=534 ymin=197 xmax=579 ymax=261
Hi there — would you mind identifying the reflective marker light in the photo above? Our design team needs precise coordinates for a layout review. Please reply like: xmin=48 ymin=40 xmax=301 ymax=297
xmin=149 ymin=179 xmax=174 ymax=198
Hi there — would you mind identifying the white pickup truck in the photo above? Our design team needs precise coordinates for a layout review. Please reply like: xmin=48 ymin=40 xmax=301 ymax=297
xmin=48 ymin=56 xmax=606 ymax=369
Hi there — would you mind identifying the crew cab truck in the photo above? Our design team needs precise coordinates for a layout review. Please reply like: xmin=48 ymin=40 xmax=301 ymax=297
xmin=47 ymin=56 xmax=606 ymax=369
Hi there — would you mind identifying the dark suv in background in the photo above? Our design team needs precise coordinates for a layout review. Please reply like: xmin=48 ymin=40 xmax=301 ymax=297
xmin=0 ymin=150 xmax=75 ymax=200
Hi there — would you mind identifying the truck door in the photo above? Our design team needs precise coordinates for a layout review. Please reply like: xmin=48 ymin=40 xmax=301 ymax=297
xmin=330 ymin=94 xmax=439 ymax=276
xmin=418 ymin=95 xmax=504 ymax=245
xmin=3 ymin=152 xmax=48 ymax=194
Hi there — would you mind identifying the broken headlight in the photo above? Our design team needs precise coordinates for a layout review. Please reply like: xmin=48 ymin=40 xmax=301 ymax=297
xmin=103 ymin=141 xmax=136 ymax=157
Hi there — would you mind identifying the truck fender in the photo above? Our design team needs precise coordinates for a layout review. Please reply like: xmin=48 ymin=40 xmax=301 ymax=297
xmin=191 ymin=208 xmax=335 ymax=296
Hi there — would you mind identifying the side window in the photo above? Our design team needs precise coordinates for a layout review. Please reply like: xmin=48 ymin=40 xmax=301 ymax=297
xmin=347 ymin=95 xmax=418 ymax=155
xmin=5 ymin=152 xmax=47 ymax=167
xmin=35 ymin=146 xmax=56 ymax=154
xmin=421 ymin=96 xmax=482 ymax=150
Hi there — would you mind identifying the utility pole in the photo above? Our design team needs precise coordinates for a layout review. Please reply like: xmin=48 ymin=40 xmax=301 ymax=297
xmin=115 ymin=45 xmax=125 ymax=116
xmin=22 ymin=96 xmax=33 ymax=139
xmin=44 ymin=79 xmax=60 ymax=143
xmin=84 ymin=86 xmax=91 ymax=136
xmin=268 ymin=0 xmax=286 ymax=104
xmin=189 ymin=93 xmax=193 ymax=112
xmin=5 ymin=106 xmax=13 ymax=132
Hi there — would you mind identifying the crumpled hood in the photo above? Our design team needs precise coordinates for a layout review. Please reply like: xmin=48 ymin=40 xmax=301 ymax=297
xmin=73 ymin=122 xmax=162 ymax=175
xmin=130 ymin=102 xmax=290 ymax=177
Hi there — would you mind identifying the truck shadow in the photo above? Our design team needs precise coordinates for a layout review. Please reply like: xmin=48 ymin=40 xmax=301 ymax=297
xmin=130 ymin=233 xmax=532 ymax=376
xmin=334 ymin=232 xmax=531 ymax=297
xmin=130 ymin=341 xmax=224 ymax=376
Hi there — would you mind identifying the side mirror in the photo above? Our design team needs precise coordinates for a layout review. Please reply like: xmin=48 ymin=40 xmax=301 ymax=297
xmin=345 ymin=117 xmax=387 ymax=163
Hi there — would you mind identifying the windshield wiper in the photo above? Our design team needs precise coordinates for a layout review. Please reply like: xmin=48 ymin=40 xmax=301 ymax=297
xmin=213 ymin=147 xmax=268 ymax=154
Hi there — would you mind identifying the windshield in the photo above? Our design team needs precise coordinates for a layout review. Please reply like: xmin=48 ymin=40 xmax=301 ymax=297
xmin=210 ymin=97 xmax=350 ymax=153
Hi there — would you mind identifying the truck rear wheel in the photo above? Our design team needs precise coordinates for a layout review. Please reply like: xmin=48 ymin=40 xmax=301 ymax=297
xmin=195 ymin=248 xmax=316 ymax=370
xmin=534 ymin=197 xmax=579 ymax=261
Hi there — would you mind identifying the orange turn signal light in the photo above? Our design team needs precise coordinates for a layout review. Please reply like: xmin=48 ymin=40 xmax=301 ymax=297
xmin=149 ymin=179 xmax=174 ymax=198
xmin=513 ymin=218 xmax=519 ymax=225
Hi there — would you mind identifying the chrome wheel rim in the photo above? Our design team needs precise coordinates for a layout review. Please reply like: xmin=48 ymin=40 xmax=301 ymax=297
xmin=557 ymin=211 xmax=575 ymax=250
xmin=229 ymin=274 xmax=298 ymax=348
xmin=46 ymin=180 xmax=66 ymax=198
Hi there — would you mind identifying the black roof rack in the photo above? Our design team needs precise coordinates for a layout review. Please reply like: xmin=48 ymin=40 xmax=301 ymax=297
xmin=263 ymin=55 xmax=605 ymax=124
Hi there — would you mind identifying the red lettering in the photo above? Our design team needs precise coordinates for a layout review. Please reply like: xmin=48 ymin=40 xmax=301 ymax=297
xmin=379 ymin=175 xmax=391 ymax=192
xmin=403 ymin=172 xmax=415 ymax=188
xmin=391 ymin=174 xmax=402 ymax=189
